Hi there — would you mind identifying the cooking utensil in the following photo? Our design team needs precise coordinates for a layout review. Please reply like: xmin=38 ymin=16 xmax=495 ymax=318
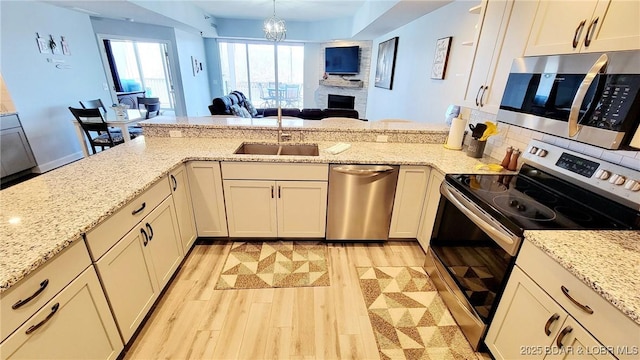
xmin=480 ymin=121 xmax=499 ymax=141
xmin=469 ymin=123 xmax=487 ymax=139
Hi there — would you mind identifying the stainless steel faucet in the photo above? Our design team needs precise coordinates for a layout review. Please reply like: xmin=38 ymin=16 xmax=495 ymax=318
xmin=277 ymin=107 xmax=290 ymax=142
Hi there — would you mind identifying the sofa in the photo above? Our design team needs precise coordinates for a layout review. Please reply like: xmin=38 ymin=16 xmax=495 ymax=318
xmin=208 ymin=91 xmax=362 ymax=120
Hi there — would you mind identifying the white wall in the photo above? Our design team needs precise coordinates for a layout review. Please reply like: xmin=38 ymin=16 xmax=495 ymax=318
xmin=366 ymin=1 xmax=477 ymax=122
xmin=175 ymin=29 xmax=211 ymax=116
xmin=0 ymin=1 xmax=111 ymax=172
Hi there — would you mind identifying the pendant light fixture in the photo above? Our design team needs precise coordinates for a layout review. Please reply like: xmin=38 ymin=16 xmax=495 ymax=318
xmin=263 ymin=0 xmax=286 ymax=42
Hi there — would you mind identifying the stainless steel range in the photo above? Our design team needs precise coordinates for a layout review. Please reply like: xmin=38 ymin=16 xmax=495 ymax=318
xmin=424 ymin=139 xmax=640 ymax=350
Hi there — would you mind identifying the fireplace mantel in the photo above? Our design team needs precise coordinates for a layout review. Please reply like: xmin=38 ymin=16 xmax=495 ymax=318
xmin=319 ymin=79 xmax=363 ymax=88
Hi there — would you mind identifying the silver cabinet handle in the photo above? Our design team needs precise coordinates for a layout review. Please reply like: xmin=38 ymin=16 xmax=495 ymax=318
xmin=333 ymin=166 xmax=395 ymax=175
xmin=441 ymin=183 xmax=520 ymax=256
xmin=572 ymin=20 xmax=586 ymax=48
xmin=561 ymin=285 xmax=594 ymax=314
xmin=568 ymin=53 xmax=608 ymax=137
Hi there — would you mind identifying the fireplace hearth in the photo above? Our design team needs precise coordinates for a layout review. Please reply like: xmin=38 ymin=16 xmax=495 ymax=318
xmin=328 ymin=94 xmax=355 ymax=109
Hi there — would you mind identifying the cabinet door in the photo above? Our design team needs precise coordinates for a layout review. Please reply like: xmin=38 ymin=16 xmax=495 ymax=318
xmin=144 ymin=197 xmax=183 ymax=290
xmin=485 ymin=266 xmax=568 ymax=360
xmin=416 ymin=170 xmax=444 ymax=250
xmin=276 ymin=181 xmax=327 ymax=238
xmin=546 ymin=317 xmax=616 ymax=360
xmin=95 ymin=227 xmax=159 ymax=342
xmin=224 ymin=180 xmax=278 ymax=237
xmin=0 ymin=127 xmax=36 ymax=177
xmin=463 ymin=0 xmax=512 ymax=112
xmin=0 ymin=267 xmax=123 ymax=360
xmin=169 ymin=165 xmax=197 ymax=253
xmin=525 ymin=0 xmax=599 ymax=56
xmin=389 ymin=166 xmax=430 ymax=238
xmin=187 ymin=161 xmax=228 ymax=237
xmin=582 ymin=0 xmax=640 ymax=52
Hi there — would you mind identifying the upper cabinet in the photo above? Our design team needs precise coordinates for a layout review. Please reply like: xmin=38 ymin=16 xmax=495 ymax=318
xmin=525 ymin=0 xmax=640 ymax=56
xmin=462 ymin=0 xmax=537 ymax=114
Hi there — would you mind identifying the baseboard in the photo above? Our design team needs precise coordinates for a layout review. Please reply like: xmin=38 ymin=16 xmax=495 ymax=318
xmin=34 ymin=151 xmax=84 ymax=173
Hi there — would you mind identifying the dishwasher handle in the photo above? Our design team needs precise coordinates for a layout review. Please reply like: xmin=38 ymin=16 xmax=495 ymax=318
xmin=332 ymin=165 xmax=395 ymax=176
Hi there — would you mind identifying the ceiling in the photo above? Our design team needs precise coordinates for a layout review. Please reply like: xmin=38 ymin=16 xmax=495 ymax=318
xmin=44 ymin=0 xmax=451 ymax=40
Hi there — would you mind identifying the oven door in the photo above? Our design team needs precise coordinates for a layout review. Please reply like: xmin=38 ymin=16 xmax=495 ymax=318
xmin=424 ymin=182 xmax=522 ymax=350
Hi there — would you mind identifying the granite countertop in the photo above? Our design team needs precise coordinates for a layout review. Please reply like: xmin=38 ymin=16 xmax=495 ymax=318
xmin=139 ymin=116 xmax=451 ymax=134
xmin=525 ymin=230 xmax=640 ymax=325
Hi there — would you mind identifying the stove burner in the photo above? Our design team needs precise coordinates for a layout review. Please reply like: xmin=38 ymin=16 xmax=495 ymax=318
xmin=523 ymin=190 xmax=558 ymax=204
xmin=464 ymin=175 xmax=508 ymax=193
xmin=554 ymin=206 xmax=594 ymax=223
xmin=493 ymin=195 xmax=556 ymax=221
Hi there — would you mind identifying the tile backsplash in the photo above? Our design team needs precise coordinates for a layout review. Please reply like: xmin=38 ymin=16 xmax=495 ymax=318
xmin=462 ymin=108 xmax=640 ymax=171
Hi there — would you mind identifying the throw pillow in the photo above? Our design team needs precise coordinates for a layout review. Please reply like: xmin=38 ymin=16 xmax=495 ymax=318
xmin=243 ymin=98 xmax=258 ymax=117
xmin=230 ymin=104 xmax=251 ymax=118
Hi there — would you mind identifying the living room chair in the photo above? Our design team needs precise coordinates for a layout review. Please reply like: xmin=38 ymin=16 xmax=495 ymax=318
xmin=80 ymin=99 xmax=142 ymax=138
xmin=137 ymin=97 xmax=161 ymax=119
xmin=69 ymin=107 xmax=124 ymax=155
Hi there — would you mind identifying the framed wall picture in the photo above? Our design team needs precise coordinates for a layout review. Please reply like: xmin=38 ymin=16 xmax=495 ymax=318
xmin=374 ymin=37 xmax=399 ymax=90
xmin=431 ymin=36 xmax=452 ymax=80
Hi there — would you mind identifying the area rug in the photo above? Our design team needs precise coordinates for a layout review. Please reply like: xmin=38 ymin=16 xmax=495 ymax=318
xmin=215 ymin=241 xmax=330 ymax=289
xmin=357 ymin=266 xmax=477 ymax=360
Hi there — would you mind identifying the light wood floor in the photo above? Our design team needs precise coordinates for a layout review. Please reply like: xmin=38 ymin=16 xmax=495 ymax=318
xmin=122 ymin=240 xmax=432 ymax=359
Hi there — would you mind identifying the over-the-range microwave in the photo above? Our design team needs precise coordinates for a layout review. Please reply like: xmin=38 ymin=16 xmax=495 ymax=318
xmin=497 ymin=51 xmax=640 ymax=150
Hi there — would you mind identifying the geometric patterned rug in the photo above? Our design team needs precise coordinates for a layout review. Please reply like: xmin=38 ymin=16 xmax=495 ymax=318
xmin=357 ymin=266 xmax=477 ymax=360
xmin=215 ymin=241 xmax=330 ymax=289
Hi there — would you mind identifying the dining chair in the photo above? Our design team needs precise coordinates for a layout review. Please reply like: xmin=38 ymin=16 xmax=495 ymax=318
xmin=284 ymin=84 xmax=300 ymax=107
xmin=80 ymin=99 xmax=142 ymax=138
xmin=258 ymin=83 xmax=276 ymax=107
xmin=69 ymin=107 xmax=124 ymax=155
xmin=137 ymin=97 xmax=161 ymax=119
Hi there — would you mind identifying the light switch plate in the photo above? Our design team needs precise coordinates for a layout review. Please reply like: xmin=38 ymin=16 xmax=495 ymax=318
xmin=376 ymin=135 xmax=388 ymax=142
xmin=169 ymin=130 xmax=182 ymax=138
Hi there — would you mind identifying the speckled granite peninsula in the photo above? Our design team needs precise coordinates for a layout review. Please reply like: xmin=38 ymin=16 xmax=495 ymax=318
xmin=1 ymin=131 xmax=639 ymax=327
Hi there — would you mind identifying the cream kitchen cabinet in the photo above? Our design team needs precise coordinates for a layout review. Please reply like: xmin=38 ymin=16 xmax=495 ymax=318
xmin=187 ymin=161 xmax=228 ymax=237
xmin=525 ymin=0 xmax=640 ymax=56
xmin=485 ymin=241 xmax=638 ymax=360
xmin=0 ymin=266 xmax=122 ymax=360
xmin=221 ymin=162 xmax=329 ymax=238
xmin=416 ymin=170 xmax=445 ymax=250
xmin=95 ymin=197 xmax=182 ymax=343
xmin=389 ymin=166 xmax=430 ymax=238
xmin=462 ymin=0 xmax=536 ymax=114
xmin=169 ymin=164 xmax=197 ymax=253
xmin=223 ymin=180 xmax=328 ymax=238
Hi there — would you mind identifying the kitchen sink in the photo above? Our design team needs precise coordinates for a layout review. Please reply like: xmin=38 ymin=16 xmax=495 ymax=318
xmin=233 ymin=143 xmax=319 ymax=156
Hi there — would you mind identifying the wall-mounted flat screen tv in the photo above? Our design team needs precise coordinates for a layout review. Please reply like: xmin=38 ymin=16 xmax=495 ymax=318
xmin=325 ymin=46 xmax=360 ymax=74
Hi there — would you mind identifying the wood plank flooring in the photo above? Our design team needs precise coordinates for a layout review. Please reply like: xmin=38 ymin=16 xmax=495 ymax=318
xmin=122 ymin=240 xmax=468 ymax=360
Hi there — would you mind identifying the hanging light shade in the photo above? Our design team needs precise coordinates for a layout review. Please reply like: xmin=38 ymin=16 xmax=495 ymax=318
xmin=263 ymin=0 xmax=286 ymax=42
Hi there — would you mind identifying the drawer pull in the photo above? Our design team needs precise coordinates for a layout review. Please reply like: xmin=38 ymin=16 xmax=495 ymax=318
xmin=572 ymin=20 xmax=586 ymax=48
xmin=170 ymin=174 xmax=177 ymax=191
xmin=12 ymin=279 xmax=49 ymax=309
xmin=561 ymin=285 xmax=594 ymax=314
xmin=132 ymin=202 xmax=146 ymax=215
xmin=25 ymin=303 xmax=59 ymax=335
xmin=141 ymin=228 xmax=149 ymax=246
xmin=146 ymin=223 xmax=154 ymax=240
xmin=556 ymin=325 xmax=573 ymax=348
xmin=544 ymin=313 xmax=560 ymax=336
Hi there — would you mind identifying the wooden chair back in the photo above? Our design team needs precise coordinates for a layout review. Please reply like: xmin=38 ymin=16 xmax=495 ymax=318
xmin=69 ymin=107 xmax=122 ymax=154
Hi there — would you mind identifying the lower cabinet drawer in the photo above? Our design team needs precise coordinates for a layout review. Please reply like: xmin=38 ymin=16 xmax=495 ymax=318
xmin=517 ymin=241 xmax=639 ymax=358
xmin=0 ymin=267 xmax=123 ymax=360
xmin=0 ymin=240 xmax=91 ymax=342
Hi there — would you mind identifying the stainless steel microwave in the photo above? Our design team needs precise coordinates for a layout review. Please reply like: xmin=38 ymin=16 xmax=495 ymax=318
xmin=497 ymin=51 xmax=640 ymax=149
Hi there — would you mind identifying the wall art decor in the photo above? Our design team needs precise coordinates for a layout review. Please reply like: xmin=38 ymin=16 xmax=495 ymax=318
xmin=374 ymin=36 xmax=398 ymax=90
xmin=431 ymin=36 xmax=452 ymax=80
xmin=36 ymin=33 xmax=49 ymax=54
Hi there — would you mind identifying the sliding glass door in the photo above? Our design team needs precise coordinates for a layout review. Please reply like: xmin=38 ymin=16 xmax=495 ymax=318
xmin=101 ymin=38 xmax=175 ymax=113
xmin=219 ymin=41 xmax=304 ymax=108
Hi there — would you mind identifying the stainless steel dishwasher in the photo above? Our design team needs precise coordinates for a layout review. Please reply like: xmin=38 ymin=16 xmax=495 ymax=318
xmin=326 ymin=164 xmax=399 ymax=241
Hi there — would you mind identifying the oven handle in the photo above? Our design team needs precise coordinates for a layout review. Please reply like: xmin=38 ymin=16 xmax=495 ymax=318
xmin=568 ymin=53 xmax=608 ymax=137
xmin=441 ymin=183 xmax=520 ymax=256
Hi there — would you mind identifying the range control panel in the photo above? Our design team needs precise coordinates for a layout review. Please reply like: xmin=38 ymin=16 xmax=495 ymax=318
xmin=522 ymin=140 xmax=640 ymax=209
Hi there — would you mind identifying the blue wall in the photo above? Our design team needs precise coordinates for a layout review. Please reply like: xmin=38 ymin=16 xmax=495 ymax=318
xmin=1 ymin=1 xmax=112 ymax=171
